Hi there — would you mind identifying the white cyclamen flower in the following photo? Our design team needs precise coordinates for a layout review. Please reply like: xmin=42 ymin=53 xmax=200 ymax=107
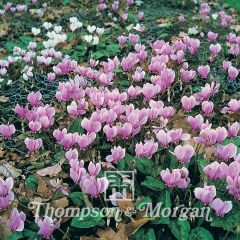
xmin=43 ymin=22 xmax=52 ymax=29
xmin=84 ymin=35 xmax=93 ymax=43
xmin=96 ymin=27 xmax=104 ymax=35
xmin=54 ymin=26 xmax=62 ymax=33
xmin=87 ymin=25 xmax=96 ymax=33
xmin=31 ymin=27 xmax=41 ymax=35
xmin=92 ymin=36 xmax=99 ymax=45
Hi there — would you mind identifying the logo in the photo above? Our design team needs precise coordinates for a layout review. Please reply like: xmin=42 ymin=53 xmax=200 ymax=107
xmin=104 ymin=171 xmax=134 ymax=201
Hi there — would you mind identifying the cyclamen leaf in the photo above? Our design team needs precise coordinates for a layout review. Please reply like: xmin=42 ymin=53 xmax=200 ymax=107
xmin=141 ymin=176 xmax=165 ymax=191
xmin=68 ymin=118 xmax=84 ymax=134
xmin=71 ymin=209 xmax=105 ymax=228
xmin=169 ymin=219 xmax=190 ymax=240
xmin=189 ymin=227 xmax=214 ymax=240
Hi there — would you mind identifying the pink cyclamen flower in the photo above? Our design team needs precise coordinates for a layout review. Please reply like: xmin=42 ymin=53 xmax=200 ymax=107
xmin=50 ymin=179 xmax=69 ymax=196
xmin=214 ymin=143 xmax=237 ymax=161
xmin=117 ymin=35 xmax=127 ymax=46
xmin=24 ymin=138 xmax=43 ymax=153
xmin=117 ymin=122 xmax=133 ymax=139
xmin=8 ymin=208 xmax=26 ymax=232
xmin=142 ymin=83 xmax=159 ymax=100
xmin=76 ymin=132 xmax=96 ymax=150
xmin=202 ymin=101 xmax=214 ymax=116
xmin=103 ymin=125 xmax=117 ymax=141
xmin=187 ymin=114 xmax=204 ymax=131
xmin=156 ymin=130 xmax=172 ymax=148
xmin=29 ymin=121 xmax=42 ymax=132
xmin=210 ymin=198 xmax=232 ymax=216
xmin=209 ymin=43 xmax=221 ymax=59
xmin=69 ymin=159 xmax=86 ymax=183
xmin=67 ymin=100 xmax=88 ymax=117
xmin=81 ymin=176 xmax=109 ymax=198
xmin=161 ymin=167 xmax=190 ymax=188
xmin=37 ymin=216 xmax=60 ymax=239
xmin=222 ymin=60 xmax=231 ymax=71
xmin=226 ymin=175 xmax=240 ymax=200
xmin=198 ymin=65 xmax=210 ymax=78
xmin=81 ymin=118 xmax=101 ymax=133
xmin=135 ymin=140 xmax=158 ymax=159
xmin=65 ymin=148 xmax=78 ymax=161
xmin=194 ymin=185 xmax=216 ymax=205
xmin=173 ymin=144 xmax=195 ymax=163
xmin=181 ymin=95 xmax=197 ymax=112
xmin=220 ymin=161 xmax=240 ymax=179
xmin=221 ymin=99 xmax=240 ymax=114
xmin=168 ymin=129 xmax=190 ymax=144
xmin=109 ymin=192 xmax=124 ymax=206
xmin=194 ymin=127 xmax=216 ymax=147
xmin=203 ymin=161 xmax=221 ymax=180
xmin=47 ymin=72 xmax=56 ymax=81
xmin=207 ymin=31 xmax=218 ymax=42
xmin=128 ymin=33 xmax=139 ymax=45
xmin=228 ymin=66 xmax=239 ymax=80
xmin=178 ymin=15 xmax=185 ymax=22
xmin=27 ymin=91 xmax=42 ymax=107
xmin=106 ymin=146 xmax=125 ymax=163
xmin=180 ymin=69 xmax=196 ymax=83
xmin=228 ymin=122 xmax=239 ymax=137
xmin=88 ymin=162 xmax=101 ymax=177
xmin=0 ymin=177 xmax=14 ymax=210
xmin=215 ymin=126 xmax=228 ymax=144
xmin=137 ymin=11 xmax=144 ymax=20
xmin=0 ymin=124 xmax=16 ymax=139
xmin=14 ymin=104 xmax=28 ymax=119
xmin=128 ymin=86 xmax=141 ymax=99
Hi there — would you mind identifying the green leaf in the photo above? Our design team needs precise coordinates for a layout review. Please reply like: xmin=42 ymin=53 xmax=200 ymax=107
xmin=106 ymin=44 xmax=120 ymax=55
xmin=135 ymin=157 xmax=151 ymax=175
xmin=210 ymin=203 xmax=240 ymax=230
xmin=189 ymin=227 xmax=214 ymax=240
xmin=26 ymin=175 xmax=38 ymax=190
xmin=5 ymin=232 xmax=23 ymax=240
xmin=71 ymin=209 xmax=105 ymax=228
xmin=70 ymin=192 xmax=85 ymax=206
xmin=169 ymin=219 xmax=190 ymax=240
xmin=22 ymin=229 xmax=39 ymax=239
xmin=145 ymin=228 xmax=156 ymax=240
xmin=19 ymin=36 xmax=33 ymax=44
xmin=74 ymin=44 xmax=87 ymax=57
xmin=128 ymin=13 xmax=138 ymax=24
xmin=160 ymin=189 xmax=171 ymax=208
xmin=5 ymin=42 xmax=16 ymax=52
xmin=54 ymin=150 xmax=65 ymax=162
xmin=196 ymin=158 xmax=209 ymax=174
xmin=117 ymin=157 xmax=126 ymax=171
xmin=91 ymin=50 xmax=109 ymax=59
xmin=132 ymin=228 xmax=145 ymax=240
xmin=67 ymin=32 xmax=75 ymax=42
xmin=136 ymin=197 xmax=152 ymax=210
xmin=68 ymin=118 xmax=84 ymax=134
xmin=141 ymin=176 xmax=165 ymax=191
xmin=152 ymin=190 xmax=171 ymax=225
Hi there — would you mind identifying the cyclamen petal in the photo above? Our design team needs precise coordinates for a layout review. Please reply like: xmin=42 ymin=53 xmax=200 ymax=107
xmin=210 ymin=198 xmax=232 ymax=216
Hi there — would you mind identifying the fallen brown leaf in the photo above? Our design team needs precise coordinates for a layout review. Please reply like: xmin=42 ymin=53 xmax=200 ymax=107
xmin=0 ymin=23 xmax=8 ymax=37
xmin=0 ymin=96 xmax=9 ymax=103
xmin=0 ymin=163 xmax=22 ymax=178
xmin=36 ymin=158 xmax=65 ymax=177
xmin=52 ymin=197 xmax=69 ymax=208
xmin=155 ymin=18 xmax=173 ymax=24
xmin=36 ymin=175 xmax=52 ymax=199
